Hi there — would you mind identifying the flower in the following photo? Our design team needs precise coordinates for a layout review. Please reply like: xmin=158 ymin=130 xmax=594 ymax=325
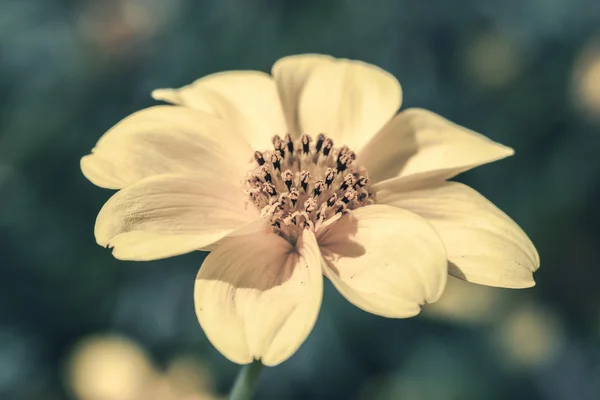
xmin=81 ymin=54 xmax=540 ymax=366
xmin=66 ymin=335 xmax=222 ymax=400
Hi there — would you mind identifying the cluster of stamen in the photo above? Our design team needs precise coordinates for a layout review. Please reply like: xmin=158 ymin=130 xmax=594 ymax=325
xmin=245 ymin=133 xmax=374 ymax=241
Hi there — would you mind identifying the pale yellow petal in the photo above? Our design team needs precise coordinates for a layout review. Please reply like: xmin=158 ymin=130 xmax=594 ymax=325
xmin=195 ymin=228 xmax=322 ymax=366
xmin=317 ymin=205 xmax=447 ymax=318
xmin=95 ymin=173 xmax=258 ymax=261
xmin=152 ymin=71 xmax=287 ymax=150
xmin=360 ymin=108 xmax=514 ymax=185
xmin=298 ymin=58 xmax=402 ymax=149
xmin=271 ymin=54 xmax=335 ymax=137
xmin=377 ymin=181 xmax=539 ymax=288
xmin=81 ymin=106 xmax=251 ymax=190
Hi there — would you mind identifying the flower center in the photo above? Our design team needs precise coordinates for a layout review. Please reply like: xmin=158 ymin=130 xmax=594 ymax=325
xmin=244 ymin=133 xmax=374 ymax=242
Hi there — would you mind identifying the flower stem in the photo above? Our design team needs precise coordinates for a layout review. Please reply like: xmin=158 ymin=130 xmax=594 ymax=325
xmin=228 ymin=360 xmax=264 ymax=400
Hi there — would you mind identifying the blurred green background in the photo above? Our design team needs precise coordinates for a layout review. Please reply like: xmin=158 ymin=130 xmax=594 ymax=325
xmin=1 ymin=0 xmax=600 ymax=399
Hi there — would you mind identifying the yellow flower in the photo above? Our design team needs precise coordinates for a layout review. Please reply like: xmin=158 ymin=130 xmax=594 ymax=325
xmin=66 ymin=335 xmax=221 ymax=400
xmin=81 ymin=54 xmax=540 ymax=366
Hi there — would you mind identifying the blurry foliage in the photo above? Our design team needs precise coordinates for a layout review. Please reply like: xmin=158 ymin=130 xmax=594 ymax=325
xmin=1 ymin=0 xmax=599 ymax=399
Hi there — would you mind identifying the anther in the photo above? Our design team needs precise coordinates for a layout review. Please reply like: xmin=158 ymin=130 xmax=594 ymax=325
xmin=322 ymin=138 xmax=333 ymax=156
xmin=304 ymin=198 xmax=317 ymax=213
xmin=327 ymin=194 xmax=338 ymax=207
xmin=271 ymin=153 xmax=282 ymax=171
xmin=300 ymin=171 xmax=310 ymax=192
xmin=247 ymin=176 xmax=262 ymax=188
xmin=356 ymin=176 xmax=368 ymax=188
xmin=340 ymin=173 xmax=356 ymax=191
xmin=263 ymin=182 xmax=277 ymax=196
xmin=282 ymin=169 xmax=293 ymax=190
xmin=301 ymin=134 xmax=312 ymax=154
xmin=315 ymin=134 xmax=325 ymax=153
xmin=334 ymin=200 xmax=345 ymax=212
xmin=313 ymin=180 xmax=325 ymax=197
xmin=336 ymin=146 xmax=355 ymax=172
xmin=254 ymin=151 xmax=265 ymax=166
xmin=273 ymin=136 xmax=285 ymax=157
xmin=346 ymin=151 xmax=356 ymax=163
xmin=324 ymin=168 xmax=336 ymax=187
xmin=342 ymin=189 xmax=356 ymax=204
xmin=335 ymin=198 xmax=349 ymax=214
xmin=259 ymin=165 xmax=272 ymax=183
xmin=337 ymin=153 xmax=356 ymax=172
xmin=285 ymin=133 xmax=294 ymax=153
xmin=276 ymin=193 xmax=288 ymax=206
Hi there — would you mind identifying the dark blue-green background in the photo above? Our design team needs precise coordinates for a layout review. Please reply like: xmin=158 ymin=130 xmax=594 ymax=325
xmin=1 ymin=0 xmax=600 ymax=399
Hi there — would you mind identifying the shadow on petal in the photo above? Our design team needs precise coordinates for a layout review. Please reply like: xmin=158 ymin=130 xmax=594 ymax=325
xmin=317 ymin=214 xmax=365 ymax=276
xmin=196 ymin=226 xmax=297 ymax=292
xmin=317 ymin=205 xmax=448 ymax=318
xmin=194 ymin=228 xmax=323 ymax=365
xmin=448 ymin=261 xmax=467 ymax=281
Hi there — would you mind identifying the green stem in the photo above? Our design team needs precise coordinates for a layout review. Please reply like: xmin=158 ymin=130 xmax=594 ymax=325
xmin=228 ymin=360 xmax=264 ymax=400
